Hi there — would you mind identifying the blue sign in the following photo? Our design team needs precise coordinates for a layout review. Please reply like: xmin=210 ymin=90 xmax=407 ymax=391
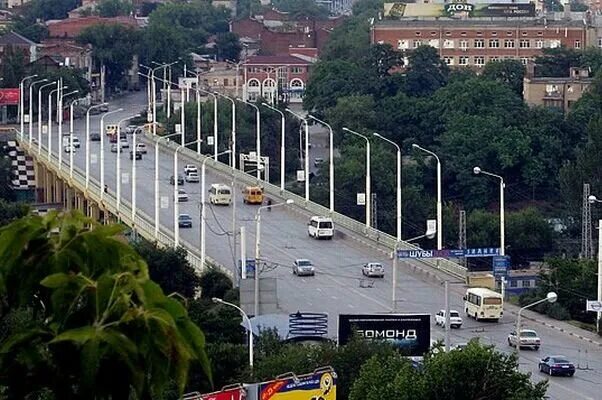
xmin=492 ymin=256 xmax=510 ymax=278
xmin=464 ymin=247 xmax=500 ymax=257
xmin=238 ymin=259 xmax=256 ymax=278
xmin=397 ymin=248 xmax=501 ymax=259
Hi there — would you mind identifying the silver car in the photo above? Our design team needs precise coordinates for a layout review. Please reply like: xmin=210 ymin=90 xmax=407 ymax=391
xmin=508 ymin=329 xmax=541 ymax=350
xmin=362 ymin=262 xmax=385 ymax=277
xmin=293 ymin=259 xmax=315 ymax=276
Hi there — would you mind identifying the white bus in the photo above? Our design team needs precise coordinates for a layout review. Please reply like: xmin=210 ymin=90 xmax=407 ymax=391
xmin=464 ymin=288 xmax=503 ymax=321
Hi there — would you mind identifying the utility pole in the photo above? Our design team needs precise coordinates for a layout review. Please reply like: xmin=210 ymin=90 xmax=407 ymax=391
xmin=371 ymin=193 xmax=378 ymax=230
xmin=458 ymin=209 xmax=466 ymax=250
xmin=582 ymin=183 xmax=593 ymax=259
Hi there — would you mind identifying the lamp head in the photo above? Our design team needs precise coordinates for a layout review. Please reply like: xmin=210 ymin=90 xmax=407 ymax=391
xmin=546 ymin=292 xmax=558 ymax=303
xmin=412 ymin=143 xmax=419 ymax=149
xmin=212 ymin=297 xmax=222 ymax=304
xmin=588 ymin=195 xmax=598 ymax=204
xmin=286 ymin=199 xmax=294 ymax=204
xmin=473 ymin=166 xmax=481 ymax=175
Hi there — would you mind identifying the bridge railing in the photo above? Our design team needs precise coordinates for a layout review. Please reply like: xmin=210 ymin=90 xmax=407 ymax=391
xmin=155 ymin=135 xmax=467 ymax=280
xmin=20 ymin=139 xmax=232 ymax=279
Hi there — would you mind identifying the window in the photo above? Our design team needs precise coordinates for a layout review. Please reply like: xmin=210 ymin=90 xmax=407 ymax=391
xmin=443 ymin=39 xmax=454 ymax=49
xmin=397 ymin=39 xmax=409 ymax=50
xmin=415 ymin=31 xmax=422 ymax=36
xmin=489 ymin=39 xmax=499 ymax=48
xmin=506 ymin=31 xmax=513 ymax=36
xmin=491 ymin=31 xmax=497 ymax=36
xmin=520 ymin=39 xmax=530 ymax=48
xmin=537 ymin=31 xmax=543 ymax=36
xmin=459 ymin=56 xmax=469 ymax=66
xmin=476 ymin=31 xmax=483 ymax=36
xmin=413 ymin=39 xmax=421 ymax=48
xmin=535 ymin=40 xmax=544 ymax=49
xmin=522 ymin=31 xmax=528 ymax=36
xmin=430 ymin=31 xmax=437 ymax=36
xmin=459 ymin=39 xmax=468 ymax=49
xmin=575 ymin=39 xmax=581 ymax=49
xmin=490 ymin=56 xmax=499 ymax=62
xmin=510 ymin=280 xmax=518 ymax=288
xmin=522 ymin=280 xmax=531 ymax=288
xmin=460 ymin=31 xmax=467 ymax=36
xmin=520 ymin=57 xmax=529 ymax=65
xmin=550 ymin=39 xmax=561 ymax=48
xmin=443 ymin=56 xmax=454 ymax=65
xmin=504 ymin=39 xmax=515 ymax=48
xmin=223 ymin=78 xmax=229 ymax=86
xmin=598 ymin=38 xmax=602 ymax=48
xmin=474 ymin=39 xmax=484 ymax=48
xmin=248 ymin=92 xmax=258 ymax=101
xmin=291 ymin=66 xmax=303 ymax=74
xmin=474 ymin=56 xmax=485 ymax=67
xmin=290 ymin=78 xmax=303 ymax=88
xmin=445 ymin=31 xmax=451 ymax=36
xmin=248 ymin=79 xmax=260 ymax=87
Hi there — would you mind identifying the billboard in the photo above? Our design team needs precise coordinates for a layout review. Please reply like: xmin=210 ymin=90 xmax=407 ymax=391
xmin=185 ymin=386 xmax=246 ymax=400
xmin=384 ymin=2 xmax=535 ymax=18
xmin=338 ymin=314 xmax=431 ymax=357
xmin=259 ymin=368 xmax=336 ymax=400
xmin=0 ymin=88 xmax=20 ymax=105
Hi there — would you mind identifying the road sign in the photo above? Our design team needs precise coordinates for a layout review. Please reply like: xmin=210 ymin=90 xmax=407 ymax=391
xmin=492 ymin=256 xmax=510 ymax=278
xmin=463 ymin=247 xmax=500 ymax=257
xmin=397 ymin=248 xmax=501 ymax=259
xmin=586 ymin=300 xmax=602 ymax=312
xmin=357 ymin=193 xmax=366 ymax=205
xmin=238 ymin=259 xmax=256 ymax=278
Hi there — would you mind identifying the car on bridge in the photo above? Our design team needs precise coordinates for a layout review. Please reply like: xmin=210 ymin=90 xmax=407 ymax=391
xmin=435 ymin=310 xmax=463 ymax=329
xmin=186 ymin=172 xmax=200 ymax=183
xmin=184 ymin=164 xmax=198 ymax=174
xmin=362 ymin=262 xmax=384 ymax=278
xmin=508 ymin=329 xmax=540 ymax=350
xmin=136 ymin=143 xmax=147 ymax=154
xmin=129 ymin=150 xmax=142 ymax=160
xmin=63 ymin=145 xmax=76 ymax=153
xmin=69 ymin=137 xmax=81 ymax=148
xmin=120 ymin=138 xmax=129 ymax=148
xmin=170 ymin=175 xmax=185 ymax=185
xmin=293 ymin=259 xmax=315 ymax=276
xmin=308 ymin=216 xmax=334 ymax=239
xmin=176 ymin=189 xmax=189 ymax=202
xmin=539 ymin=356 xmax=575 ymax=377
xmin=125 ymin=125 xmax=137 ymax=134
xmin=178 ymin=214 xmax=192 ymax=228
xmin=90 ymin=132 xmax=101 ymax=141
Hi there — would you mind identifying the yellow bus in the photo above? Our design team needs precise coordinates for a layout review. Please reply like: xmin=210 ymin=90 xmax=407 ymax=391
xmin=464 ymin=287 xmax=503 ymax=322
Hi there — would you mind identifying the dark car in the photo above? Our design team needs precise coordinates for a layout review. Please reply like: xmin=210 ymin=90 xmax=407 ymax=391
xmin=178 ymin=214 xmax=192 ymax=228
xmin=129 ymin=150 xmax=142 ymax=160
xmin=539 ymin=356 xmax=575 ymax=377
xmin=90 ymin=132 xmax=101 ymax=141
xmin=170 ymin=175 xmax=185 ymax=185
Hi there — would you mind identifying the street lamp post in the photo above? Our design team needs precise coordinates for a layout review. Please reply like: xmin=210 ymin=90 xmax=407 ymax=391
xmin=131 ymin=126 xmax=144 ymax=223
xmin=309 ymin=115 xmax=334 ymax=213
xmin=29 ymin=78 xmax=48 ymax=146
xmin=473 ymin=167 xmax=505 ymax=256
xmin=100 ymin=108 xmax=123 ymax=201
xmin=47 ymin=85 xmax=66 ymax=161
xmin=262 ymin=103 xmax=286 ymax=193
xmin=215 ymin=91 xmax=236 ymax=169
xmin=285 ymin=108 xmax=309 ymax=202
xmin=58 ymin=90 xmax=78 ymax=171
xmin=174 ymin=140 xmax=201 ymax=247
xmin=588 ymin=194 xmax=602 ymax=335
xmin=19 ymin=74 xmax=37 ymax=139
xmin=116 ymin=114 xmax=140 ymax=214
xmin=254 ymin=199 xmax=294 ymax=316
xmin=343 ymin=127 xmax=371 ymax=228
xmin=196 ymin=87 xmax=218 ymax=160
xmin=516 ymin=292 xmax=557 ymax=358
xmin=200 ymin=149 xmax=232 ymax=268
xmin=68 ymin=96 xmax=85 ymax=179
xmin=374 ymin=133 xmax=402 ymax=242
xmin=38 ymin=81 xmax=56 ymax=154
xmin=150 ymin=61 xmax=178 ymax=135
xmin=238 ymin=99 xmax=263 ymax=180
xmin=86 ymin=103 xmax=108 ymax=190
xmin=212 ymin=297 xmax=253 ymax=369
xmin=154 ymin=133 xmax=180 ymax=238
xmin=413 ymin=144 xmax=442 ymax=252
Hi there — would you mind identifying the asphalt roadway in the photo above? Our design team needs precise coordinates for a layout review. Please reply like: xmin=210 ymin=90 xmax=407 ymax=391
xmin=29 ymin=91 xmax=602 ymax=400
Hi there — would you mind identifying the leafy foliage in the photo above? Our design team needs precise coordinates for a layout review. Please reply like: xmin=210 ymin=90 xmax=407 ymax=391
xmin=0 ymin=212 xmax=211 ymax=398
xmin=96 ymin=0 xmax=134 ymax=17
xmin=482 ymin=59 xmax=525 ymax=95
xmin=272 ymin=0 xmax=330 ymax=19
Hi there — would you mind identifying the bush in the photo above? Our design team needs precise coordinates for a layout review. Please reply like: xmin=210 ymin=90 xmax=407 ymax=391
xmin=545 ymin=302 xmax=571 ymax=320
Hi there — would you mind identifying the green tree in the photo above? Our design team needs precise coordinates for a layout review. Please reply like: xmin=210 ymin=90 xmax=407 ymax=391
xmin=404 ymin=45 xmax=450 ymax=97
xmin=482 ymin=59 xmax=525 ymax=95
xmin=303 ymin=60 xmax=367 ymax=112
xmin=236 ymin=0 xmax=263 ymax=19
xmin=0 ymin=212 xmax=211 ymax=398
xmin=0 ymin=47 xmax=26 ymax=88
xmin=77 ymin=24 xmax=142 ymax=90
xmin=534 ymin=47 xmax=582 ymax=77
xmin=272 ymin=0 xmax=330 ymax=18
xmin=215 ymin=32 xmax=242 ymax=62
xmin=133 ymin=239 xmax=202 ymax=299
xmin=97 ymin=0 xmax=134 ymax=17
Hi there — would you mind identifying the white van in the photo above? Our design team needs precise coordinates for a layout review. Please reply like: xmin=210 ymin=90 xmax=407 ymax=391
xmin=209 ymin=184 xmax=232 ymax=205
xmin=307 ymin=216 xmax=334 ymax=239
xmin=464 ymin=287 xmax=503 ymax=322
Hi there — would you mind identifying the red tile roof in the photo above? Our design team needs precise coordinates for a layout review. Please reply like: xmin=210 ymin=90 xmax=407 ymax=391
xmin=47 ymin=16 xmax=138 ymax=38
xmin=244 ymin=55 xmax=311 ymax=65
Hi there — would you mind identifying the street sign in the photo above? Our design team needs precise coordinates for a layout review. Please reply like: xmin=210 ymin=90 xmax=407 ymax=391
xmin=586 ymin=300 xmax=602 ymax=312
xmin=397 ymin=248 xmax=501 ymax=259
xmin=492 ymin=256 xmax=510 ymax=278
xmin=238 ymin=259 xmax=256 ymax=278
xmin=296 ymin=170 xmax=305 ymax=182
xmin=160 ymin=195 xmax=168 ymax=209
xmin=357 ymin=193 xmax=366 ymax=206
xmin=207 ymin=136 xmax=214 ymax=146
xmin=464 ymin=247 xmax=500 ymax=257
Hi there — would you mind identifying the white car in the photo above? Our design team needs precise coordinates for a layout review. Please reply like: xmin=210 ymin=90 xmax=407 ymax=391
xmin=69 ymin=136 xmax=81 ymax=148
xmin=63 ymin=145 xmax=76 ymax=153
xmin=362 ymin=262 xmax=384 ymax=277
xmin=175 ymin=189 xmax=189 ymax=202
xmin=136 ymin=143 xmax=147 ymax=154
xmin=184 ymin=164 xmax=198 ymax=174
xmin=435 ymin=310 xmax=463 ymax=328
xmin=120 ymin=138 xmax=129 ymax=148
xmin=125 ymin=125 xmax=137 ymax=134
xmin=508 ymin=329 xmax=541 ymax=350
xmin=293 ymin=259 xmax=315 ymax=276
xmin=186 ymin=172 xmax=200 ymax=183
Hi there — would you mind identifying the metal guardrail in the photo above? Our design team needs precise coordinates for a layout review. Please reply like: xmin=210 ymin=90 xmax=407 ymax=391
xmin=20 ymin=139 xmax=232 ymax=279
xmin=153 ymin=134 xmax=468 ymax=280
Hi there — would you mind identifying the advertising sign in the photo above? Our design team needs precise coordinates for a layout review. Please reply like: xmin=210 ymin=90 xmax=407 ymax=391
xmin=397 ymin=247 xmax=499 ymax=259
xmin=259 ymin=368 xmax=336 ymax=400
xmin=0 ymin=88 xmax=20 ymax=105
xmin=191 ymin=387 xmax=246 ymax=400
xmin=492 ymin=256 xmax=510 ymax=278
xmin=338 ymin=314 xmax=430 ymax=356
xmin=586 ymin=300 xmax=602 ymax=312
xmin=384 ymin=2 xmax=535 ymax=18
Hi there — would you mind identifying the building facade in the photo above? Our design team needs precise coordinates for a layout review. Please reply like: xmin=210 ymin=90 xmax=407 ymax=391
xmin=523 ymin=66 xmax=593 ymax=112
xmin=243 ymin=54 xmax=313 ymax=104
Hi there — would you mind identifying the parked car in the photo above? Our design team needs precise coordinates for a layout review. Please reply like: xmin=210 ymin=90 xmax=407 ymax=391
xmin=186 ymin=172 xmax=200 ymax=183
xmin=136 ymin=143 xmax=147 ymax=154
xmin=63 ymin=145 xmax=76 ymax=153
xmin=90 ymin=132 xmax=101 ymax=141
xmin=170 ymin=175 xmax=185 ymax=185
xmin=539 ymin=356 xmax=575 ymax=376
xmin=293 ymin=259 xmax=315 ymax=276
xmin=508 ymin=329 xmax=541 ymax=350
xmin=178 ymin=214 xmax=192 ymax=228
xmin=435 ymin=310 xmax=463 ymax=328
xmin=176 ymin=189 xmax=189 ymax=202
xmin=129 ymin=150 xmax=142 ymax=160
xmin=184 ymin=164 xmax=198 ymax=174
xmin=362 ymin=262 xmax=384 ymax=278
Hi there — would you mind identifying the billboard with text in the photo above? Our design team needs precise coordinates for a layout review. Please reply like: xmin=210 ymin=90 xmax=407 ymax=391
xmin=338 ymin=314 xmax=431 ymax=356
xmin=384 ymin=2 xmax=535 ymax=18
xmin=259 ymin=368 xmax=336 ymax=400
xmin=0 ymin=89 xmax=20 ymax=105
